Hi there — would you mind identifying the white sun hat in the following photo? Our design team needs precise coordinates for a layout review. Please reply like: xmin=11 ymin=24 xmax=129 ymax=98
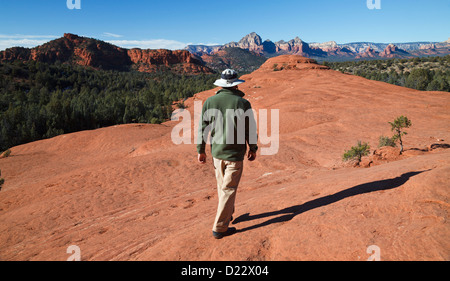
xmin=213 ymin=69 xmax=245 ymax=88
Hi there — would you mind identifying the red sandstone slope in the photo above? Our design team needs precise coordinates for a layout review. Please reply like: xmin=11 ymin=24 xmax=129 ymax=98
xmin=0 ymin=56 xmax=449 ymax=261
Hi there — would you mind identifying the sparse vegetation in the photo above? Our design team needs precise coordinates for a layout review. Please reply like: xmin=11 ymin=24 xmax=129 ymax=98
xmin=389 ymin=115 xmax=412 ymax=154
xmin=324 ymin=55 xmax=450 ymax=92
xmin=378 ymin=136 xmax=397 ymax=148
xmin=343 ymin=116 xmax=413 ymax=166
xmin=343 ymin=140 xmax=371 ymax=165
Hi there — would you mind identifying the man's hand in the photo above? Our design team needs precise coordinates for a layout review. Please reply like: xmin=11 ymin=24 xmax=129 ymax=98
xmin=247 ymin=150 xmax=256 ymax=161
xmin=198 ymin=153 xmax=206 ymax=164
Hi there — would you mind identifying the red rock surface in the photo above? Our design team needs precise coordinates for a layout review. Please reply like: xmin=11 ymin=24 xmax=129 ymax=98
xmin=257 ymin=55 xmax=329 ymax=71
xmin=0 ymin=55 xmax=449 ymax=261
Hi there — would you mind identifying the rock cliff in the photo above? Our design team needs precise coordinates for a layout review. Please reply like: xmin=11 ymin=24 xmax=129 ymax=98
xmin=0 ymin=33 xmax=212 ymax=74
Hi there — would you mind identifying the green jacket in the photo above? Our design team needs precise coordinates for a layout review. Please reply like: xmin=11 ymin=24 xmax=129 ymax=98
xmin=197 ymin=88 xmax=258 ymax=161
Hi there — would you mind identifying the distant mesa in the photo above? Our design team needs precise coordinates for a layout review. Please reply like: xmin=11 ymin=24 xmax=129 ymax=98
xmin=356 ymin=47 xmax=379 ymax=59
xmin=187 ymin=32 xmax=450 ymax=64
xmin=0 ymin=33 xmax=212 ymax=74
xmin=380 ymin=44 xmax=409 ymax=58
xmin=2 ymin=32 xmax=449 ymax=75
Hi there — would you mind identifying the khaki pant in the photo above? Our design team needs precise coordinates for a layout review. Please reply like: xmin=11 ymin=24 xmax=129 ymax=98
xmin=212 ymin=158 xmax=244 ymax=233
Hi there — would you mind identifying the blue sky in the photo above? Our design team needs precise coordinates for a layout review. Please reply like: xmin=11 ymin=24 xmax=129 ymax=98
xmin=0 ymin=0 xmax=449 ymax=50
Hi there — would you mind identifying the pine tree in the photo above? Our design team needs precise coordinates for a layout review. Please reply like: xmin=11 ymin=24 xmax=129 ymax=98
xmin=389 ymin=115 xmax=412 ymax=154
xmin=343 ymin=141 xmax=371 ymax=165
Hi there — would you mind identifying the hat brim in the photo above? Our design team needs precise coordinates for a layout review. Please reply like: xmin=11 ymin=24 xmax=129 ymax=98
xmin=213 ymin=78 xmax=245 ymax=88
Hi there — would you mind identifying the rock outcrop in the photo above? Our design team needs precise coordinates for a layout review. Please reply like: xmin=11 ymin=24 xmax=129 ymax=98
xmin=127 ymin=48 xmax=211 ymax=73
xmin=379 ymin=44 xmax=409 ymax=58
xmin=188 ymin=32 xmax=450 ymax=61
xmin=0 ymin=33 xmax=212 ymax=74
xmin=224 ymin=32 xmax=264 ymax=53
xmin=257 ymin=55 xmax=329 ymax=71
xmin=356 ymin=46 xmax=379 ymax=58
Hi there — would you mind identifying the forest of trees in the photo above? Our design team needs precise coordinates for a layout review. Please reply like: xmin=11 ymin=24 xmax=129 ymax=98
xmin=2 ymin=55 xmax=449 ymax=152
xmin=323 ymin=55 xmax=450 ymax=92
xmin=0 ymin=60 xmax=217 ymax=151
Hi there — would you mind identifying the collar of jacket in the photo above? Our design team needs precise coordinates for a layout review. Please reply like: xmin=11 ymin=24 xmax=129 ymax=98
xmin=215 ymin=87 xmax=245 ymax=97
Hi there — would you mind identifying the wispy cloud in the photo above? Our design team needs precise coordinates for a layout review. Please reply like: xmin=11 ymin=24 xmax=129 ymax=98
xmin=107 ymin=39 xmax=189 ymax=50
xmin=0 ymin=34 xmax=57 ymax=39
xmin=102 ymin=32 xmax=123 ymax=38
xmin=0 ymin=34 xmax=58 ymax=51
xmin=0 ymin=33 xmax=219 ymax=51
xmin=191 ymin=42 xmax=221 ymax=46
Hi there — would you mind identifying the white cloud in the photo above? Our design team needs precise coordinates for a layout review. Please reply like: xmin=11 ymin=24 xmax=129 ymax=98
xmin=0 ymin=34 xmax=57 ymax=39
xmin=191 ymin=42 xmax=221 ymax=46
xmin=0 ymin=34 xmax=58 ymax=51
xmin=102 ymin=32 xmax=123 ymax=38
xmin=0 ymin=33 xmax=220 ymax=52
xmin=107 ymin=39 xmax=189 ymax=50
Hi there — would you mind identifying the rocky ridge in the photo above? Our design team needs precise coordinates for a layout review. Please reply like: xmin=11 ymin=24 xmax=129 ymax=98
xmin=0 ymin=33 xmax=211 ymax=74
xmin=187 ymin=32 xmax=450 ymax=61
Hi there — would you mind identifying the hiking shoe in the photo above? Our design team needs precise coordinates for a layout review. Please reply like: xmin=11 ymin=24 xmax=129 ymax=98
xmin=212 ymin=227 xmax=237 ymax=239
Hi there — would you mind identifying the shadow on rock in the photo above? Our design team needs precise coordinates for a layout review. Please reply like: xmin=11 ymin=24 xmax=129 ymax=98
xmin=233 ymin=170 xmax=430 ymax=233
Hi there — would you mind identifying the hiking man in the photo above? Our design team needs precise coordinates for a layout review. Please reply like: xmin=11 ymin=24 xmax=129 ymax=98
xmin=197 ymin=69 xmax=258 ymax=239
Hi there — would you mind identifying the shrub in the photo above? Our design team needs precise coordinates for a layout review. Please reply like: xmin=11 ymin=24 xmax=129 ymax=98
xmin=343 ymin=140 xmax=371 ymax=165
xmin=378 ymin=136 xmax=397 ymax=148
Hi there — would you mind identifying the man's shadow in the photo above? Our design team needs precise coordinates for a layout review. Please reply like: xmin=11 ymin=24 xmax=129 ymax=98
xmin=233 ymin=170 xmax=429 ymax=233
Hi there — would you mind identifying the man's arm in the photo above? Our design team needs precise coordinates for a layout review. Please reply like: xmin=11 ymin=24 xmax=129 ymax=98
xmin=197 ymin=100 xmax=209 ymax=164
xmin=245 ymin=101 xmax=258 ymax=161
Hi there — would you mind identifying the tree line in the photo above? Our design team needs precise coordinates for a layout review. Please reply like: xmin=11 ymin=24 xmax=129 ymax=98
xmin=0 ymin=60 xmax=217 ymax=151
xmin=323 ymin=55 xmax=450 ymax=92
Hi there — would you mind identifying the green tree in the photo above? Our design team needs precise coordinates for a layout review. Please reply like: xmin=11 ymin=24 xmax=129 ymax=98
xmin=343 ymin=141 xmax=371 ymax=165
xmin=405 ymin=69 xmax=432 ymax=90
xmin=389 ymin=115 xmax=412 ymax=154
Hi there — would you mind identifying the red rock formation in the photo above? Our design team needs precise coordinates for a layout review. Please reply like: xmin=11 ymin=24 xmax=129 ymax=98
xmin=356 ymin=46 xmax=379 ymax=58
xmin=380 ymin=43 xmax=409 ymax=58
xmin=127 ymin=48 xmax=211 ymax=73
xmin=223 ymin=32 xmax=264 ymax=53
xmin=0 ymin=33 xmax=212 ymax=74
xmin=0 ymin=47 xmax=31 ymax=61
xmin=257 ymin=55 xmax=329 ymax=71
